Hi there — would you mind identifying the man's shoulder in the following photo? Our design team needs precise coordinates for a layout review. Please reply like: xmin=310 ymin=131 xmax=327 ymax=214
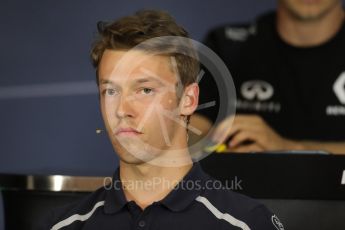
xmin=54 ymin=186 xmax=106 ymax=218
xmin=197 ymin=178 xmax=284 ymax=230
xmin=37 ymin=186 xmax=107 ymax=230
xmin=200 ymin=182 xmax=265 ymax=214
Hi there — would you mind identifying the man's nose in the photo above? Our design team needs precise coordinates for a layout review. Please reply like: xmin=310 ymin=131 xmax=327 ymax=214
xmin=116 ymin=94 xmax=135 ymax=118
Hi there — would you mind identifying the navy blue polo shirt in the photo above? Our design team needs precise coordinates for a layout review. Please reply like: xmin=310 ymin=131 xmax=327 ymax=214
xmin=39 ymin=163 xmax=284 ymax=230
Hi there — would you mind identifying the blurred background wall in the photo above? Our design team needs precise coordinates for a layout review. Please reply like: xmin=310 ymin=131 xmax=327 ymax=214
xmin=0 ymin=0 xmax=290 ymax=228
xmin=0 ymin=0 xmax=279 ymax=175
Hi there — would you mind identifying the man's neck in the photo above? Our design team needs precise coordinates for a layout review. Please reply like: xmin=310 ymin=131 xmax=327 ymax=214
xmin=119 ymin=159 xmax=193 ymax=210
xmin=277 ymin=4 xmax=345 ymax=47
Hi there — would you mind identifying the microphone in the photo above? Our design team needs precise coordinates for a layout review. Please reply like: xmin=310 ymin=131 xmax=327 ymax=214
xmin=96 ymin=128 xmax=104 ymax=134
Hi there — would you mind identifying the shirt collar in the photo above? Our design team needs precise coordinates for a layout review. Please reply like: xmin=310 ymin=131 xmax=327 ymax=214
xmin=104 ymin=167 xmax=128 ymax=214
xmin=104 ymin=162 xmax=209 ymax=214
xmin=159 ymin=162 xmax=209 ymax=212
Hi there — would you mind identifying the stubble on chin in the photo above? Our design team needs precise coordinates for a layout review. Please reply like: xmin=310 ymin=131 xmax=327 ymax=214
xmin=284 ymin=1 xmax=340 ymax=21
xmin=113 ymin=137 xmax=158 ymax=164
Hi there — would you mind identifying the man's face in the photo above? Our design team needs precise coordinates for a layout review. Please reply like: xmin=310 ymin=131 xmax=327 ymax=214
xmin=279 ymin=0 xmax=341 ymax=21
xmin=98 ymin=49 xmax=197 ymax=165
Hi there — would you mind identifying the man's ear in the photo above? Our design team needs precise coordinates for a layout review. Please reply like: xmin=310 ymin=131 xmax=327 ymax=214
xmin=179 ymin=83 xmax=199 ymax=116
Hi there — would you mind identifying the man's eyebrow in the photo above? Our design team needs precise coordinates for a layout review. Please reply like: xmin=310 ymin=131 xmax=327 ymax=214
xmin=138 ymin=67 xmax=176 ymax=87
xmin=99 ymin=79 xmax=114 ymax=85
xmin=134 ymin=76 xmax=165 ymax=86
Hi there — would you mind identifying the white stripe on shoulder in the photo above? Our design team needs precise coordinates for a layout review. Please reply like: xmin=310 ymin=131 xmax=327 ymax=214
xmin=195 ymin=196 xmax=251 ymax=230
xmin=51 ymin=201 xmax=105 ymax=230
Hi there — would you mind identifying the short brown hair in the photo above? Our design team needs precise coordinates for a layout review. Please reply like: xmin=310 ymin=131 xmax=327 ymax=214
xmin=90 ymin=10 xmax=199 ymax=88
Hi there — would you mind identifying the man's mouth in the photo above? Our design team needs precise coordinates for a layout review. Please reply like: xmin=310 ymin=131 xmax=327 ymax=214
xmin=114 ymin=127 xmax=143 ymax=136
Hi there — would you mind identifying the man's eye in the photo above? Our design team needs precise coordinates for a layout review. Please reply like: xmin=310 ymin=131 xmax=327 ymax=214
xmin=103 ymin=89 xmax=118 ymax=96
xmin=139 ymin=88 xmax=154 ymax=95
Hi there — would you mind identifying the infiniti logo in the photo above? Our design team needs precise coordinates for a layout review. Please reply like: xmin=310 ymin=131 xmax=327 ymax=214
xmin=241 ymin=80 xmax=274 ymax=101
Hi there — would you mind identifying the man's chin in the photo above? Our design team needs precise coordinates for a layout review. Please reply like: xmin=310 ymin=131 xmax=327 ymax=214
xmin=113 ymin=143 xmax=157 ymax=164
xmin=288 ymin=2 xmax=338 ymax=21
xmin=119 ymin=155 xmax=147 ymax=165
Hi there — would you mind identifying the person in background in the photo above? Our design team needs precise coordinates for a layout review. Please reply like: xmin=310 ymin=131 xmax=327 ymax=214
xmin=198 ymin=0 xmax=345 ymax=154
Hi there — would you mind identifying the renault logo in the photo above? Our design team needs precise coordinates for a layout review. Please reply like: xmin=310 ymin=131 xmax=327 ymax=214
xmin=333 ymin=72 xmax=345 ymax=104
xmin=241 ymin=80 xmax=274 ymax=101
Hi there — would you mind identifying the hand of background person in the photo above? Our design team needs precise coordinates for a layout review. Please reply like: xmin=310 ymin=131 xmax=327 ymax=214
xmin=212 ymin=114 xmax=296 ymax=153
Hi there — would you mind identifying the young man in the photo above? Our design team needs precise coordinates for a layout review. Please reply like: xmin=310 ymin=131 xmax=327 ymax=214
xmin=39 ymin=10 xmax=284 ymax=230
xmin=200 ymin=0 xmax=345 ymax=154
